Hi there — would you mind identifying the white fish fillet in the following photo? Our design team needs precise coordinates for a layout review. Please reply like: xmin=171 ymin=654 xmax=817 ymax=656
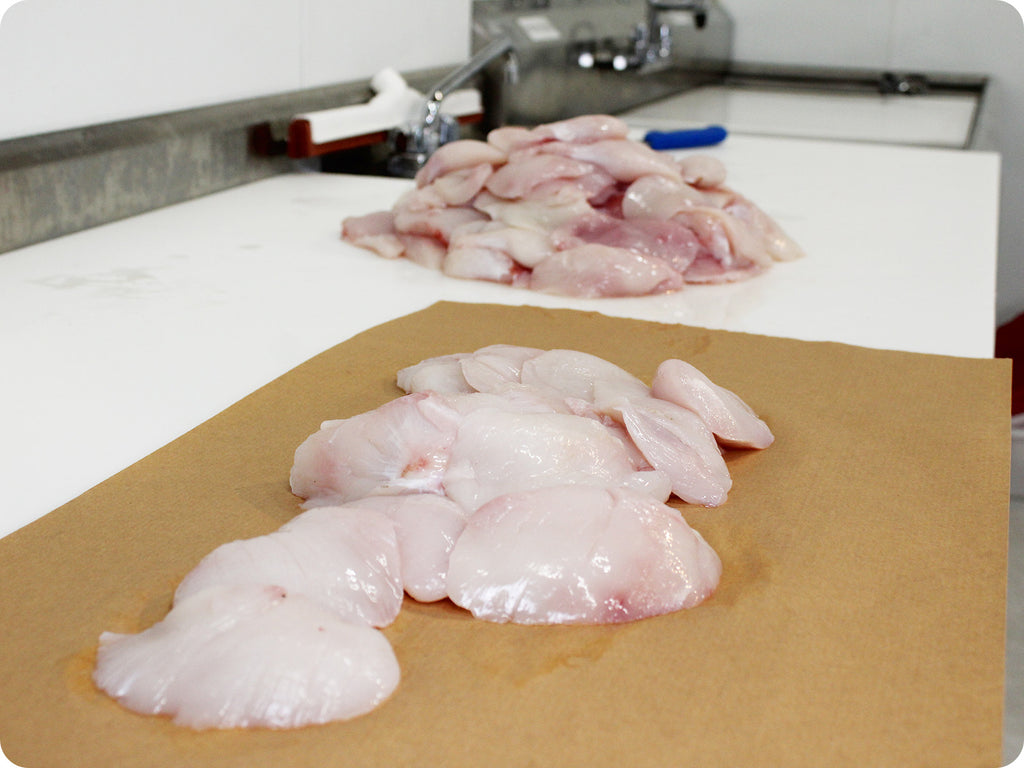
xmin=651 ymin=359 xmax=774 ymax=449
xmin=338 ymin=495 xmax=468 ymax=603
xmin=447 ymin=485 xmax=722 ymax=624
xmin=444 ymin=388 xmax=571 ymax=418
xmin=442 ymin=407 xmax=671 ymax=513
xmin=95 ymin=345 xmax=776 ymax=730
xmin=174 ymin=506 xmax=404 ymax=628
xmin=519 ymin=348 xmax=650 ymax=408
xmin=612 ymin=396 xmax=733 ymax=506
xmin=395 ymin=345 xmax=545 ymax=396
xmin=396 ymin=352 xmax=474 ymax=395
xmin=93 ymin=584 xmax=400 ymax=730
xmin=458 ymin=344 xmax=545 ymax=393
xmin=290 ymin=392 xmax=461 ymax=503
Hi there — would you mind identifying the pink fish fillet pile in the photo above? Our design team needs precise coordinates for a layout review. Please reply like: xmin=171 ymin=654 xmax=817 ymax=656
xmin=341 ymin=114 xmax=804 ymax=297
xmin=93 ymin=346 xmax=774 ymax=730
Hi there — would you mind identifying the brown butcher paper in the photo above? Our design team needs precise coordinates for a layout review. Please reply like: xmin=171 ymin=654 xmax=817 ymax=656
xmin=0 ymin=301 xmax=1012 ymax=768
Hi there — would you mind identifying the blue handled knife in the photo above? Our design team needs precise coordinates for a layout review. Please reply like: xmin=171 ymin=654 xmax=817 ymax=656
xmin=644 ymin=125 xmax=728 ymax=150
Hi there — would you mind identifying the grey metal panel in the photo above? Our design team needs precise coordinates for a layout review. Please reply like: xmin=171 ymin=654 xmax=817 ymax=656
xmin=472 ymin=0 xmax=733 ymax=127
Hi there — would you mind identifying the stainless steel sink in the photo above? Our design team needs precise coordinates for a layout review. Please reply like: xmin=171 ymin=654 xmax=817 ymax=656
xmin=470 ymin=0 xmax=985 ymax=150
xmin=472 ymin=0 xmax=733 ymax=128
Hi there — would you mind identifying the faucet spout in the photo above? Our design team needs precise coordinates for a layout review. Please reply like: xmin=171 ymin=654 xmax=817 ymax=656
xmin=388 ymin=36 xmax=517 ymax=178
xmin=621 ymin=0 xmax=708 ymax=72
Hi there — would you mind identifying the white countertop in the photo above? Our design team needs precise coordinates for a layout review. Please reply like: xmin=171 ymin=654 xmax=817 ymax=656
xmin=0 ymin=133 xmax=1000 ymax=539
xmin=622 ymin=85 xmax=981 ymax=148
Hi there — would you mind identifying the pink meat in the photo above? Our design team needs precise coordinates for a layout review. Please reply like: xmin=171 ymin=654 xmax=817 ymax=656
xmin=431 ymin=162 xmax=494 ymax=205
xmin=683 ymin=252 xmax=764 ymax=284
xmin=341 ymin=211 xmax=405 ymax=259
xmin=472 ymin=188 xmax=596 ymax=233
xmin=531 ymin=244 xmax=684 ymax=298
xmin=442 ymin=242 xmax=526 ymax=285
xmin=723 ymin=193 xmax=806 ymax=262
xmin=485 ymin=125 xmax=539 ymax=154
xmin=484 ymin=153 xmax=597 ymax=200
xmin=538 ymin=139 xmax=683 ymax=183
xmin=398 ymin=233 xmax=447 ymax=270
xmin=552 ymin=212 xmax=704 ymax=273
xmin=677 ymin=154 xmax=727 ymax=188
xmin=447 ymin=223 xmax=553 ymax=269
xmin=528 ymin=114 xmax=631 ymax=144
xmin=392 ymin=188 xmax=489 ymax=243
xmin=621 ymin=175 xmax=704 ymax=220
xmin=414 ymin=139 xmax=507 ymax=187
xmin=338 ymin=114 xmax=803 ymax=297
xmin=673 ymin=206 xmax=773 ymax=269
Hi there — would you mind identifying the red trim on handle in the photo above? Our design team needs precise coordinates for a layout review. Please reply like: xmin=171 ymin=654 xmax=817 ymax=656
xmin=286 ymin=113 xmax=483 ymax=159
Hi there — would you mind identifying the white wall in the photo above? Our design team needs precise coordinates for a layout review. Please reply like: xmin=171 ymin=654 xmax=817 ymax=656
xmin=0 ymin=0 xmax=472 ymax=141
xmin=723 ymin=0 xmax=1024 ymax=325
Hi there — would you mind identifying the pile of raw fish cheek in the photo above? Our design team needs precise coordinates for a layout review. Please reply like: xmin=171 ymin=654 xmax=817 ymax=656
xmin=92 ymin=344 xmax=774 ymax=730
xmin=342 ymin=113 xmax=804 ymax=297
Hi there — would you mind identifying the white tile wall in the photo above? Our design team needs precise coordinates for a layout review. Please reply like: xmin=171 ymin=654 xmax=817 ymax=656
xmin=721 ymin=0 xmax=1024 ymax=326
xmin=888 ymin=0 xmax=1021 ymax=73
xmin=723 ymin=0 xmax=896 ymax=68
xmin=0 ymin=0 xmax=470 ymax=141
xmin=0 ymin=0 xmax=296 ymax=138
xmin=724 ymin=0 xmax=1021 ymax=75
xmin=301 ymin=0 xmax=470 ymax=86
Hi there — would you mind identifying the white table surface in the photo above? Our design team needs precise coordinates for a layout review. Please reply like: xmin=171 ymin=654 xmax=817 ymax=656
xmin=0 ymin=133 xmax=1001 ymax=539
xmin=622 ymin=85 xmax=980 ymax=148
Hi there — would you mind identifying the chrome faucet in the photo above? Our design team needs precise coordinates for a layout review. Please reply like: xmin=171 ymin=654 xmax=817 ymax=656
xmin=387 ymin=36 xmax=518 ymax=178
xmin=572 ymin=0 xmax=709 ymax=73
xmin=631 ymin=0 xmax=708 ymax=71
